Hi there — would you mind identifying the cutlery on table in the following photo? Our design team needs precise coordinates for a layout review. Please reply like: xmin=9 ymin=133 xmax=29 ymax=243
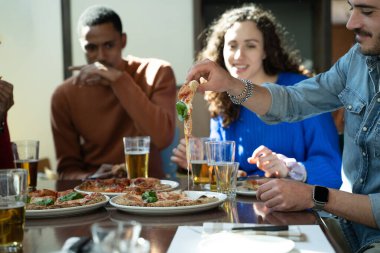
xmin=231 ymin=225 xmax=289 ymax=232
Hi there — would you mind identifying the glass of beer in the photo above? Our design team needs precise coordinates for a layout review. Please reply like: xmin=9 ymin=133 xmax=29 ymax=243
xmin=206 ymin=141 xmax=236 ymax=198
xmin=12 ymin=140 xmax=39 ymax=192
xmin=189 ymin=137 xmax=215 ymax=190
xmin=0 ymin=169 xmax=27 ymax=253
xmin=123 ymin=136 xmax=150 ymax=179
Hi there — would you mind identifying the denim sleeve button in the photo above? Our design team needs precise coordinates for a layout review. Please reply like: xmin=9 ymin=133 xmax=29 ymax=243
xmin=359 ymin=178 xmax=364 ymax=183
xmin=347 ymin=105 xmax=353 ymax=110
xmin=362 ymin=152 xmax=366 ymax=156
xmin=363 ymin=127 xmax=368 ymax=132
xmin=377 ymin=98 xmax=380 ymax=103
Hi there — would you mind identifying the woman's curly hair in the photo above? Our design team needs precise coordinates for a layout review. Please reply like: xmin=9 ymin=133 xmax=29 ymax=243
xmin=198 ymin=4 xmax=306 ymax=127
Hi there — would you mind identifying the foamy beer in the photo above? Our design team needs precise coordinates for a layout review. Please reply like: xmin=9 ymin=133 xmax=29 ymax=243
xmin=12 ymin=140 xmax=39 ymax=192
xmin=0 ymin=169 xmax=27 ymax=253
xmin=123 ymin=136 xmax=150 ymax=179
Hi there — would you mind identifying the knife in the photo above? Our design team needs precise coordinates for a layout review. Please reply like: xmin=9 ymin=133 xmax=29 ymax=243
xmin=231 ymin=225 xmax=289 ymax=231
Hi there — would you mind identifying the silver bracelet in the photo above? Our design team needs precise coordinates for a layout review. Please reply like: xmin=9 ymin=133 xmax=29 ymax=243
xmin=227 ymin=79 xmax=254 ymax=105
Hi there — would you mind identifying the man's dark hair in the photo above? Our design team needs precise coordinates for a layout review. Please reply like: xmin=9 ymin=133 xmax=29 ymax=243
xmin=77 ymin=5 xmax=123 ymax=35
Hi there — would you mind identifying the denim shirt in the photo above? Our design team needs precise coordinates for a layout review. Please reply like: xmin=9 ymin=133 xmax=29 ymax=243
xmin=260 ymin=44 xmax=380 ymax=252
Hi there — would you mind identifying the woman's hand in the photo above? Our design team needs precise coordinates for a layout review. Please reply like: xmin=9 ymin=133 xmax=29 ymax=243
xmin=248 ymin=145 xmax=289 ymax=178
xmin=170 ymin=138 xmax=188 ymax=169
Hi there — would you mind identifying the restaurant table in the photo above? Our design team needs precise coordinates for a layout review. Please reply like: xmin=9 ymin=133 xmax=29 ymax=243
xmin=22 ymin=178 xmax=343 ymax=253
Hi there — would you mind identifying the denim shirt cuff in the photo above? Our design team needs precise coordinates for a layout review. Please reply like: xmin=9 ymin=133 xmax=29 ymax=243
xmin=258 ymin=83 xmax=286 ymax=124
xmin=369 ymin=193 xmax=380 ymax=228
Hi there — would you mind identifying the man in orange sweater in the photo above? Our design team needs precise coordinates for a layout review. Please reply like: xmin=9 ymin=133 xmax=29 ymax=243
xmin=0 ymin=78 xmax=14 ymax=169
xmin=51 ymin=6 xmax=176 ymax=179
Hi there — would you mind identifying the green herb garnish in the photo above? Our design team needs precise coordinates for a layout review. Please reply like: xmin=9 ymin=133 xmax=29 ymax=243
xmin=142 ymin=191 xmax=158 ymax=203
xmin=58 ymin=192 xmax=84 ymax=202
xmin=35 ymin=198 xmax=54 ymax=206
xmin=176 ymin=101 xmax=188 ymax=122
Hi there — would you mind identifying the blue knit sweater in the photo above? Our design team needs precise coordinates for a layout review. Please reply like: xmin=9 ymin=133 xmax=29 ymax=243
xmin=210 ymin=72 xmax=342 ymax=189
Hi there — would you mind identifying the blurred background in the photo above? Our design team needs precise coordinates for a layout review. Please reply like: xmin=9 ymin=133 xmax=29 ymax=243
xmin=0 ymin=0 xmax=352 ymax=172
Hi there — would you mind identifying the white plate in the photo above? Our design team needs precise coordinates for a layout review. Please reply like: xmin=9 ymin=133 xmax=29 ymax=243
xmin=110 ymin=191 xmax=227 ymax=215
xmin=236 ymin=185 xmax=257 ymax=196
xmin=26 ymin=195 xmax=109 ymax=219
xmin=198 ymin=232 xmax=295 ymax=253
xmin=74 ymin=180 xmax=179 ymax=197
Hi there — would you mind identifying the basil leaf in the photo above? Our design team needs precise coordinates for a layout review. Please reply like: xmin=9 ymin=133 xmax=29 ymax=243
xmin=142 ymin=191 xmax=158 ymax=203
xmin=176 ymin=101 xmax=188 ymax=122
xmin=58 ymin=192 xmax=84 ymax=202
xmin=35 ymin=198 xmax=54 ymax=206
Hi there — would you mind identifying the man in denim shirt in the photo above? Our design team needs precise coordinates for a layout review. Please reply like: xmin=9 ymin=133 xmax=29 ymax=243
xmin=186 ymin=0 xmax=380 ymax=252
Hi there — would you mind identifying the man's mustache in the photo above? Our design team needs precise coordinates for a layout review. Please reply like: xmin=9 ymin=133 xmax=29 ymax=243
xmin=354 ymin=28 xmax=372 ymax=38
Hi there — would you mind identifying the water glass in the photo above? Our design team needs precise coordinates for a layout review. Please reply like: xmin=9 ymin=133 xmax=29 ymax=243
xmin=206 ymin=141 xmax=236 ymax=196
xmin=91 ymin=220 xmax=142 ymax=253
xmin=214 ymin=162 xmax=239 ymax=197
xmin=123 ymin=136 xmax=150 ymax=179
xmin=12 ymin=140 xmax=39 ymax=191
xmin=0 ymin=169 xmax=28 ymax=253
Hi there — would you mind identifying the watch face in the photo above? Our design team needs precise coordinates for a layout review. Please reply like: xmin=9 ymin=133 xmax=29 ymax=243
xmin=314 ymin=186 xmax=329 ymax=202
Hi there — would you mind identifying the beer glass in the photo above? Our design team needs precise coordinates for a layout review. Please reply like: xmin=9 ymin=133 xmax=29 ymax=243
xmin=189 ymin=137 xmax=215 ymax=190
xmin=206 ymin=141 xmax=236 ymax=197
xmin=123 ymin=136 xmax=150 ymax=179
xmin=0 ymin=169 xmax=27 ymax=253
xmin=12 ymin=140 xmax=39 ymax=191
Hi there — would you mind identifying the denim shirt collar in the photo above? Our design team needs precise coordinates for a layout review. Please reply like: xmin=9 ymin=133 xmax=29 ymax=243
xmin=365 ymin=55 xmax=380 ymax=71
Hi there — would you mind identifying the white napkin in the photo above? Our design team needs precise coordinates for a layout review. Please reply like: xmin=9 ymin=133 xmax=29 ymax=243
xmin=203 ymin=223 xmax=303 ymax=240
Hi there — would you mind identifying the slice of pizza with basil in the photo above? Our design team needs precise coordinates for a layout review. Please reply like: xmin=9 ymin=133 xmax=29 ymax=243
xmin=176 ymin=80 xmax=200 ymax=185
xmin=26 ymin=189 xmax=106 ymax=210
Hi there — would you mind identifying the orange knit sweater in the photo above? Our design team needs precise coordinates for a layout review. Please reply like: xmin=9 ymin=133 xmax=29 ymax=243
xmin=51 ymin=56 xmax=177 ymax=179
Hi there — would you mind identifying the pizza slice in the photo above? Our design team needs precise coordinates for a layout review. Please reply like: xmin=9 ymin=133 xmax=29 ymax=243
xmin=26 ymin=189 xmax=107 ymax=210
xmin=176 ymin=80 xmax=200 ymax=186
xmin=113 ymin=190 xmax=218 ymax=207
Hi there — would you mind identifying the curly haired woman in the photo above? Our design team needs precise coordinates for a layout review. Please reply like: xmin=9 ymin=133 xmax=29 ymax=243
xmin=172 ymin=4 xmax=341 ymax=188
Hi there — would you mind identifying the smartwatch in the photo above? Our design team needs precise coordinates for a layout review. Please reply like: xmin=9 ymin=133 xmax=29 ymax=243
xmin=312 ymin=185 xmax=329 ymax=211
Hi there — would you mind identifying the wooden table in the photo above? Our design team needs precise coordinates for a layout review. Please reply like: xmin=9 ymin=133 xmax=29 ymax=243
xmin=22 ymin=179 xmax=342 ymax=253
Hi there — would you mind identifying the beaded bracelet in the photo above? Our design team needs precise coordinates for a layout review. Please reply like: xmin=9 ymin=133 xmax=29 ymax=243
xmin=227 ymin=79 xmax=254 ymax=105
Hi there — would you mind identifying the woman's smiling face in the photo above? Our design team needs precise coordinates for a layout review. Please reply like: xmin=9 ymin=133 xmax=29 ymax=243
xmin=223 ymin=21 xmax=266 ymax=82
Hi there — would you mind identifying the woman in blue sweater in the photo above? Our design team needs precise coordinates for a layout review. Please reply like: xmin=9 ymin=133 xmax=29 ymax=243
xmin=172 ymin=4 xmax=342 ymax=188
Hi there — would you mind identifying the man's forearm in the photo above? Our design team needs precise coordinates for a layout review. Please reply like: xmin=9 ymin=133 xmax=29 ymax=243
xmin=58 ymin=166 xmax=95 ymax=180
xmin=325 ymin=189 xmax=377 ymax=228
